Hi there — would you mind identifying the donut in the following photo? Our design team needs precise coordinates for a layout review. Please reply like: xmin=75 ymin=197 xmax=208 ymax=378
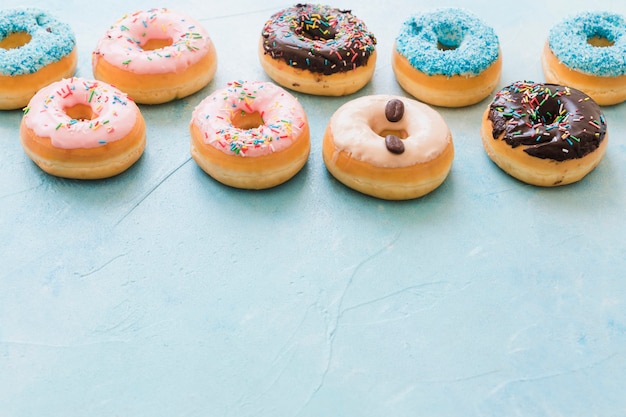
xmin=92 ymin=8 xmax=217 ymax=104
xmin=481 ymin=81 xmax=608 ymax=187
xmin=190 ymin=80 xmax=310 ymax=189
xmin=0 ymin=8 xmax=77 ymax=110
xmin=542 ymin=11 xmax=626 ymax=106
xmin=392 ymin=8 xmax=502 ymax=107
xmin=259 ymin=3 xmax=377 ymax=96
xmin=20 ymin=77 xmax=146 ymax=179
xmin=322 ymin=95 xmax=454 ymax=200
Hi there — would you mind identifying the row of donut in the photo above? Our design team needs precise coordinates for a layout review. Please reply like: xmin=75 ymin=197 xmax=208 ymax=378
xmin=0 ymin=5 xmax=615 ymax=199
xmin=18 ymin=75 xmax=609 ymax=199
xmin=1 ymin=5 xmax=625 ymax=110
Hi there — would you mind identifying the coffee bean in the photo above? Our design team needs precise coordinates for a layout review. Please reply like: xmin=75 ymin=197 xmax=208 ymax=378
xmin=385 ymin=99 xmax=404 ymax=122
xmin=385 ymin=134 xmax=405 ymax=154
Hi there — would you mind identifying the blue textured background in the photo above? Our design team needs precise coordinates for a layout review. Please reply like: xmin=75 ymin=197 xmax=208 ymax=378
xmin=1 ymin=0 xmax=626 ymax=416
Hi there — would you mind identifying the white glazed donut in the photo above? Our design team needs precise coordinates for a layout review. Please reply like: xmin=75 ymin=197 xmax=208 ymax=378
xmin=323 ymin=94 xmax=454 ymax=199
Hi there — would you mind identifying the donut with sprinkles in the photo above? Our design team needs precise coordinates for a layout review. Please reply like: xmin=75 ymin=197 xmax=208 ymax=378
xmin=259 ymin=3 xmax=377 ymax=96
xmin=190 ymin=80 xmax=310 ymax=189
xmin=481 ymin=81 xmax=609 ymax=186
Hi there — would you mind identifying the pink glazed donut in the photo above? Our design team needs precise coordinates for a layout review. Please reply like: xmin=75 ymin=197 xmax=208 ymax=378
xmin=92 ymin=8 xmax=217 ymax=104
xmin=190 ymin=80 xmax=311 ymax=189
xmin=20 ymin=77 xmax=146 ymax=179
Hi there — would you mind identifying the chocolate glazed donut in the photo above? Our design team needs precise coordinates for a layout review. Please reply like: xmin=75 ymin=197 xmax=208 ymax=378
xmin=488 ymin=81 xmax=607 ymax=161
xmin=260 ymin=3 xmax=376 ymax=75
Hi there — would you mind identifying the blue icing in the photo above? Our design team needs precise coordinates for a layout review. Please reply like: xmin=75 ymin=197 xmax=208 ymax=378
xmin=0 ymin=8 xmax=75 ymax=76
xmin=548 ymin=11 xmax=626 ymax=77
xmin=395 ymin=8 xmax=500 ymax=77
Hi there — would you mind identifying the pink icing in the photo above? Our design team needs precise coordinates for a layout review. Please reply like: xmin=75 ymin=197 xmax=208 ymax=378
xmin=22 ymin=77 xmax=139 ymax=149
xmin=191 ymin=81 xmax=308 ymax=157
xmin=93 ymin=8 xmax=213 ymax=74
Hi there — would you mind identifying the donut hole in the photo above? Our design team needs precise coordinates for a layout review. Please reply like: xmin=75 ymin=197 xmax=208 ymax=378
xmin=231 ymin=111 xmax=264 ymax=130
xmin=141 ymin=38 xmax=174 ymax=51
xmin=587 ymin=35 xmax=615 ymax=48
xmin=64 ymin=104 xmax=96 ymax=121
xmin=297 ymin=14 xmax=337 ymax=41
xmin=378 ymin=129 xmax=408 ymax=140
xmin=434 ymin=24 xmax=465 ymax=51
xmin=437 ymin=42 xmax=458 ymax=51
xmin=536 ymin=102 xmax=563 ymax=126
xmin=0 ymin=32 xmax=32 ymax=50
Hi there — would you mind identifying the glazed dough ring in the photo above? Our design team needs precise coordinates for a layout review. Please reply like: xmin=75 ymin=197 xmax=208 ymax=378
xmin=323 ymin=94 xmax=454 ymax=199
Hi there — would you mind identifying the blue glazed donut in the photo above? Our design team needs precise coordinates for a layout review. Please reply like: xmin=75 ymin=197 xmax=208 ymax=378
xmin=395 ymin=8 xmax=499 ymax=76
xmin=542 ymin=11 xmax=626 ymax=105
xmin=392 ymin=8 xmax=502 ymax=107
xmin=0 ymin=8 xmax=77 ymax=109
xmin=548 ymin=11 xmax=626 ymax=77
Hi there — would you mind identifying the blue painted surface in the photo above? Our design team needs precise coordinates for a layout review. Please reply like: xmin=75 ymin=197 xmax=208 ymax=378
xmin=1 ymin=0 xmax=626 ymax=416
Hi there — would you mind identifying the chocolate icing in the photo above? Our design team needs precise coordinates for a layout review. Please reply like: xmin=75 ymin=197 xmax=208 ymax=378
xmin=488 ymin=81 xmax=607 ymax=161
xmin=261 ymin=3 xmax=376 ymax=75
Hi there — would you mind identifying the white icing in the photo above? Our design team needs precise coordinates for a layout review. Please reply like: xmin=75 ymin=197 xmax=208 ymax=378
xmin=328 ymin=95 xmax=450 ymax=167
